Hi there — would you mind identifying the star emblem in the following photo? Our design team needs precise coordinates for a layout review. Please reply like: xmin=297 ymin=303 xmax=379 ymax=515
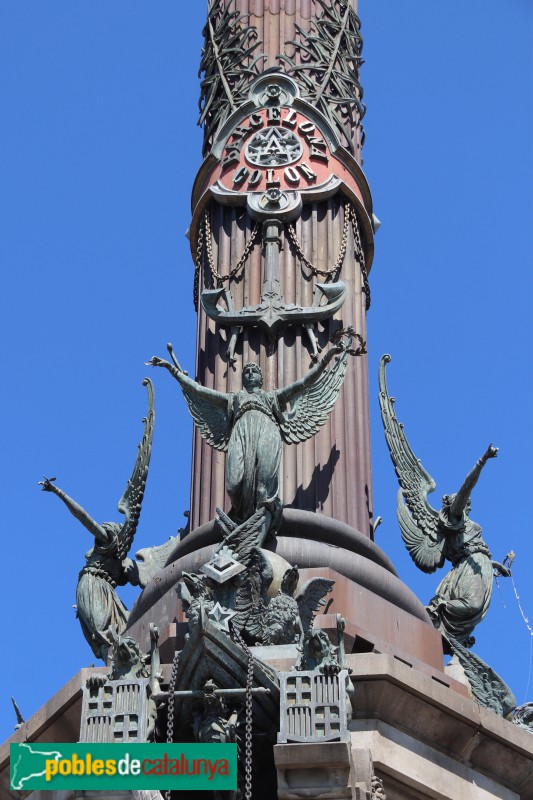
xmin=207 ymin=602 xmax=236 ymax=633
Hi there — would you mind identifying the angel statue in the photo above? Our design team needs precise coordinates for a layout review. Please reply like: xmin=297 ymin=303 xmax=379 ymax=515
xmin=39 ymin=378 xmax=175 ymax=661
xmin=379 ymin=355 xmax=510 ymax=650
xmin=148 ymin=335 xmax=355 ymax=531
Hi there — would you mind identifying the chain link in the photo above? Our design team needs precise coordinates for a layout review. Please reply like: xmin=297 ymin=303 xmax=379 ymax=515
xmin=286 ymin=200 xmax=350 ymax=279
xmin=193 ymin=212 xmax=205 ymax=310
xmin=194 ymin=201 xmax=370 ymax=310
xmin=350 ymin=204 xmax=371 ymax=311
xmin=287 ymin=201 xmax=371 ymax=310
xmin=193 ymin=209 xmax=259 ymax=308
xmin=231 ymin=623 xmax=254 ymax=800
xmin=164 ymin=646 xmax=181 ymax=800
xmin=204 ymin=210 xmax=260 ymax=286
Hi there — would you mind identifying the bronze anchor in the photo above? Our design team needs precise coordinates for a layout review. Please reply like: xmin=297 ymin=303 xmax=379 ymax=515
xmin=201 ymin=189 xmax=346 ymax=363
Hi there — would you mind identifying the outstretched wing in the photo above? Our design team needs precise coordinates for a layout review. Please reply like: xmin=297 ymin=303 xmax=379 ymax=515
xmin=279 ymin=346 xmax=350 ymax=445
xmin=379 ymin=355 xmax=445 ymax=573
xmin=296 ymin=577 xmax=335 ymax=636
xmin=179 ymin=379 xmax=231 ymax=452
xmin=116 ymin=378 xmax=155 ymax=560
xmin=135 ymin=535 xmax=179 ymax=588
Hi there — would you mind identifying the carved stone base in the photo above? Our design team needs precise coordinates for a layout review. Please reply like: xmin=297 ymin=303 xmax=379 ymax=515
xmin=274 ymin=741 xmax=356 ymax=799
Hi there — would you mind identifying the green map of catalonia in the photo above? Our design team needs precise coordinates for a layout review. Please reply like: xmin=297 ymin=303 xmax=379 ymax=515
xmin=11 ymin=743 xmax=63 ymax=790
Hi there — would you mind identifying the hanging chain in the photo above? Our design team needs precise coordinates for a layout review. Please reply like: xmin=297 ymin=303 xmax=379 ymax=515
xmin=193 ymin=208 xmax=259 ymax=308
xmin=205 ymin=209 xmax=260 ymax=283
xmin=350 ymin=204 xmax=371 ymax=310
xmin=231 ymin=622 xmax=254 ymax=800
xmin=286 ymin=201 xmax=350 ymax=279
xmin=193 ymin=212 xmax=205 ymax=310
xmin=164 ymin=647 xmax=181 ymax=800
xmin=195 ymin=201 xmax=371 ymax=310
xmin=286 ymin=201 xmax=371 ymax=310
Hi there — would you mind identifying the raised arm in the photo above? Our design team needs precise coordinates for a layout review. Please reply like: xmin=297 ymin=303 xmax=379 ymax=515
xmin=450 ymin=444 xmax=498 ymax=520
xmin=147 ymin=344 xmax=227 ymax=409
xmin=39 ymin=477 xmax=107 ymax=542
xmin=277 ymin=342 xmax=344 ymax=406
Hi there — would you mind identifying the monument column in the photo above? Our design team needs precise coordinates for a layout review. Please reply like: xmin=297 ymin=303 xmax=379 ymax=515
xmin=188 ymin=0 xmax=375 ymax=535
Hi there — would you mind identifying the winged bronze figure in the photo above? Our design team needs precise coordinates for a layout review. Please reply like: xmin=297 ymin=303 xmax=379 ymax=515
xmin=40 ymin=378 xmax=156 ymax=661
xmin=148 ymin=337 xmax=354 ymax=531
xmin=378 ymin=355 xmax=509 ymax=649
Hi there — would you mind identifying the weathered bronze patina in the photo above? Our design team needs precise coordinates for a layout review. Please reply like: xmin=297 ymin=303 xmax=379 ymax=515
xmin=40 ymin=379 xmax=155 ymax=660
xmin=378 ymin=355 xmax=510 ymax=650
xmin=148 ymin=336 xmax=356 ymax=533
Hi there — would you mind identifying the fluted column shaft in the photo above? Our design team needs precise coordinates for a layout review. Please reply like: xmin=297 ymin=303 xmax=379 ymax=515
xmin=189 ymin=0 xmax=374 ymax=535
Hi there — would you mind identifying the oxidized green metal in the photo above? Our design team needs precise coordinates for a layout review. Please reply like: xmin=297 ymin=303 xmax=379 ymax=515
xmin=40 ymin=379 xmax=155 ymax=660
xmin=378 ymin=354 xmax=510 ymax=649
xmin=148 ymin=337 xmax=358 ymax=535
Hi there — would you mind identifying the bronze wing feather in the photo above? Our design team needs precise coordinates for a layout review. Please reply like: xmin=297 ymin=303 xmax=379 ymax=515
xmin=296 ymin=577 xmax=335 ymax=637
xmin=179 ymin=380 xmax=231 ymax=452
xmin=116 ymin=378 xmax=155 ymax=561
xmin=279 ymin=345 xmax=350 ymax=445
xmin=379 ymin=355 xmax=444 ymax=573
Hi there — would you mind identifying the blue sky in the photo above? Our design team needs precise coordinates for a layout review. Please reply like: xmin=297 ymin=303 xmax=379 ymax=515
xmin=1 ymin=1 xmax=532 ymax=744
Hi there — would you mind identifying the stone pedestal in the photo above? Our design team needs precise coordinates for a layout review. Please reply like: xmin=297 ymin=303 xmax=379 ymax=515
xmin=2 ymin=653 xmax=533 ymax=800
xmin=274 ymin=741 xmax=356 ymax=800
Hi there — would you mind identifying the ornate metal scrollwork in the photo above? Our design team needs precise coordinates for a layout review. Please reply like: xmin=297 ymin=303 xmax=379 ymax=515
xmin=198 ymin=0 xmax=265 ymax=156
xmin=279 ymin=0 xmax=365 ymax=155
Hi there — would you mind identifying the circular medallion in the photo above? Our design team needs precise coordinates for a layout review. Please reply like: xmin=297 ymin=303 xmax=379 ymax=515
xmin=245 ymin=126 xmax=303 ymax=167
